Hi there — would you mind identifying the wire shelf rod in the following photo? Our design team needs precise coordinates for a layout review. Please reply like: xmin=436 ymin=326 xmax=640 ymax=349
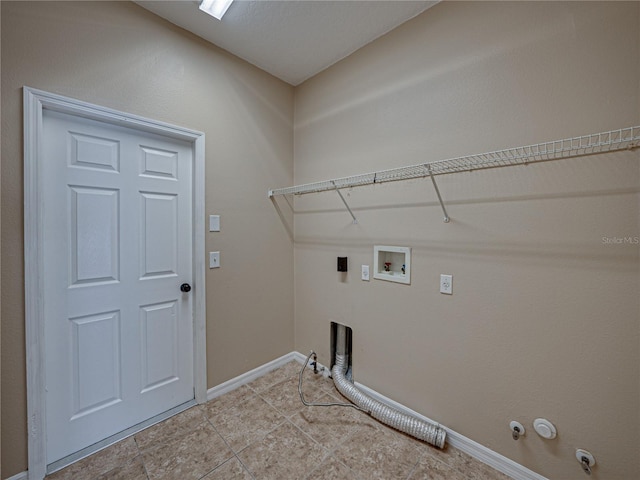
xmin=332 ymin=181 xmax=358 ymax=224
xmin=426 ymin=164 xmax=450 ymax=223
xmin=268 ymin=126 xmax=640 ymax=198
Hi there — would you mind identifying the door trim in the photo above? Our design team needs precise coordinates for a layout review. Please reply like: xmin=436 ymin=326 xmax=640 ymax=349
xmin=23 ymin=87 xmax=207 ymax=479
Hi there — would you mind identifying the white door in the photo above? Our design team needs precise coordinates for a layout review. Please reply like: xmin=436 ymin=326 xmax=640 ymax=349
xmin=41 ymin=109 xmax=194 ymax=463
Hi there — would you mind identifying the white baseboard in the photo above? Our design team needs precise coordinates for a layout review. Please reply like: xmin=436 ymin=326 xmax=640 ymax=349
xmin=206 ymin=351 xmax=301 ymax=401
xmin=4 ymin=471 xmax=29 ymax=480
xmin=208 ymin=350 xmax=547 ymax=480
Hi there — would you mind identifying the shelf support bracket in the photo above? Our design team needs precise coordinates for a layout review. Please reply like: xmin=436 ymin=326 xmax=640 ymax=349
xmin=426 ymin=165 xmax=450 ymax=223
xmin=332 ymin=181 xmax=358 ymax=224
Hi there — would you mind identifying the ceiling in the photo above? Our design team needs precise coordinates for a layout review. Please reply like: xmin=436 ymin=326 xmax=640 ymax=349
xmin=135 ymin=1 xmax=438 ymax=86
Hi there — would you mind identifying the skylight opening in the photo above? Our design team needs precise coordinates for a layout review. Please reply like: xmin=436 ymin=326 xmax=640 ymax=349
xmin=199 ymin=0 xmax=234 ymax=20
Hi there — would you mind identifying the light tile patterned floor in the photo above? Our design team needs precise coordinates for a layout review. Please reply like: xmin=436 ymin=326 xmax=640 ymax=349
xmin=47 ymin=361 xmax=511 ymax=480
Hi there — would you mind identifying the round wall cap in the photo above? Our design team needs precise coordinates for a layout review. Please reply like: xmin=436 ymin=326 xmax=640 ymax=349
xmin=533 ymin=418 xmax=557 ymax=439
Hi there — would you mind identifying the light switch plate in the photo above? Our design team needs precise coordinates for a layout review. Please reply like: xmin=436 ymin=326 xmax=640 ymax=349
xmin=361 ymin=265 xmax=370 ymax=281
xmin=209 ymin=215 xmax=220 ymax=232
xmin=440 ymin=274 xmax=452 ymax=294
xmin=209 ymin=251 xmax=220 ymax=268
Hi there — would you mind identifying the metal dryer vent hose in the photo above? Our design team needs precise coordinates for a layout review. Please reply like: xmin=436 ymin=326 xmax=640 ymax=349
xmin=331 ymin=324 xmax=447 ymax=449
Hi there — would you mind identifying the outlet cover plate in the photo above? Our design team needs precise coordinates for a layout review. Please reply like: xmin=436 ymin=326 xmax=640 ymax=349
xmin=440 ymin=274 xmax=452 ymax=294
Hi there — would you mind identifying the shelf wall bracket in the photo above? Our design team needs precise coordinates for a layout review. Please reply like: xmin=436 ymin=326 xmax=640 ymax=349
xmin=332 ymin=181 xmax=358 ymax=224
xmin=426 ymin=165 xmax=450 ymax=223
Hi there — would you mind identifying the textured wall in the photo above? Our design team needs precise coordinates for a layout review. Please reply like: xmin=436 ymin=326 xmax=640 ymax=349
xmin=293 ymin=2 xmax=639 ymax=479
xmin=1 ymin=2 xmax=294 ymax=476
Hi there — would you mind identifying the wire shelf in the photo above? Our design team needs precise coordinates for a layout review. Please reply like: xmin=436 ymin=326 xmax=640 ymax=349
xmin=268 ymin=126 xmax=640 ymax=198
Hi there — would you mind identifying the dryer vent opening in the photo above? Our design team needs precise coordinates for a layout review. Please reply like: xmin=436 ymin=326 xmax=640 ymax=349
xmin=330 ymin=321 xmax=352 ymax=382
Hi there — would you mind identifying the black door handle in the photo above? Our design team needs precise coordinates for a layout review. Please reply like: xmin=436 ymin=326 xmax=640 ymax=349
xmin=180 ymin=283 xmax=191 ymax=293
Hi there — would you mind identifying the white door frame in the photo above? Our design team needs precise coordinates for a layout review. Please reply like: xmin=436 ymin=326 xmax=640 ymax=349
xmin=23 ymin=87 xmax=207 ymax=479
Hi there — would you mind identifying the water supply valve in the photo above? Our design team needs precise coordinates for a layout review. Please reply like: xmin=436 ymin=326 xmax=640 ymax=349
xmin=509 ymin=421 xmax=525 ymax=440
xmin=576 ymin=449 xmax=595 ymax=476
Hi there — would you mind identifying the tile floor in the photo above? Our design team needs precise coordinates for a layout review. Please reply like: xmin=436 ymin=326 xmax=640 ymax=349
xmin=47 ymin=361 xmax=511 ymax=480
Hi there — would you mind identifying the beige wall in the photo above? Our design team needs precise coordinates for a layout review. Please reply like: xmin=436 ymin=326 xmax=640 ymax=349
xmin=1 ymin=1 xmax=294 ymax=476
xmin=293 ymin=2 xmax=639 ymax=480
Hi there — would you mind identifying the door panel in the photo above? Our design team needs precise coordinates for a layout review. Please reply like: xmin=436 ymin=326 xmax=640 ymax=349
xmin=140 ymin=301 xmax=179 ymax=393
xmin=70 ymin=311 xmax=122 ymax=419
xmin=69 ymin=131 xmax=120 ymax=172
xmin=42 ymin=109 xmax=194 ymax=464
xmin=140 ymin=146 xmax=178 ymax=179
xmin=69 ymin=186 xmax=120 ymax=285
xmin=140 ymin=192 xmax=178 ymax=278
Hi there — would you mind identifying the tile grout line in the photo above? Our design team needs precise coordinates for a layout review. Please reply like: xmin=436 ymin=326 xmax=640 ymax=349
xmin=131 ymin=436 xmax=151 ymax=480
xmin=286 ymin=398 xmax=378 ymax=480
xmin=204 ymin=409 xmax=259 ymax=480
xmin=420 ymin=446 xmax=467 ymax=476
xmin=404 ymin=448 xmax=432 ymax=480
xmin=251 ymin=373 xmax=342 ymax=480
xmin=299 ymin=425 xmax=368 ymax=480
xmin=276 ymin=369 xmax=388 ymax=480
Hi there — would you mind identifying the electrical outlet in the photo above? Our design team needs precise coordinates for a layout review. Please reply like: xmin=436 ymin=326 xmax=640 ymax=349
xmin=440 ymin=274 xmax=452 ymax=294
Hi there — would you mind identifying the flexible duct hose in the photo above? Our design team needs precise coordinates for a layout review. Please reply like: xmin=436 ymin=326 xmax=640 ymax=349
xmin=330 ymin=325 xmax=446 ymax=448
